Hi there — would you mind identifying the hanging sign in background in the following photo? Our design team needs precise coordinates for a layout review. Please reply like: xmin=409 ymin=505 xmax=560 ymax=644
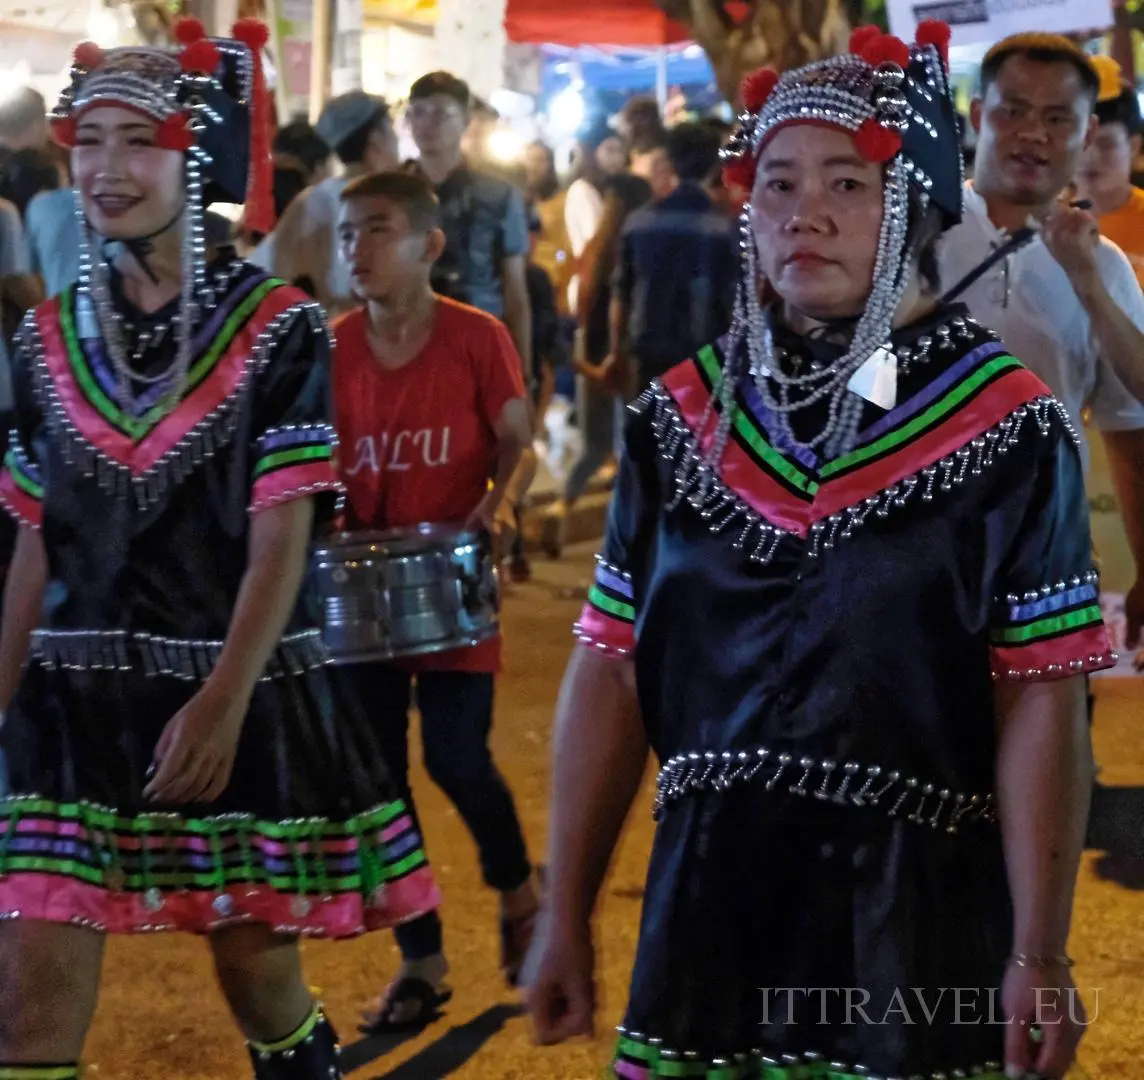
xmin=887 ymin=0 xmax=1114 ymax=49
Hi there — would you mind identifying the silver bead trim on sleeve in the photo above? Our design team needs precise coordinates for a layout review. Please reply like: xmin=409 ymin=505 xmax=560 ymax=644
xmin=992 ymin=650 xmax=1118 ymax=682
xmin=614 ymin=1028 xmax=1004 ymax=1079
xmin=255 ymin=422 xmax=338 ymax=457
xmin=645 ymin=374 xmax=1078 ymax=568
xmin=571 ymin=625 xmax=633 ymax=658
xmin=594 ymin=554 xmax=632 ymax=583
xmin=651 ymin=747 xmax=994 ymax=834
xmin=996 ymin=570 xmax=1100 ymax=607
xmin=28 ymin=301 xmax=330 ymax=512
xmin=29 ymin=628 xmax=331 ymax=682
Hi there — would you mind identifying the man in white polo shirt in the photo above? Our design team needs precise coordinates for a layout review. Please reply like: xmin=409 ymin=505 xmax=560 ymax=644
xmin=939 ymin=32 xmax=1144 ymax=646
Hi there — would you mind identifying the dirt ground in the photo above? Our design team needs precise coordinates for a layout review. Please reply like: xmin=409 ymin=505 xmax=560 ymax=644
xmin=79 ymin=542 xmax=1144 ymax=1079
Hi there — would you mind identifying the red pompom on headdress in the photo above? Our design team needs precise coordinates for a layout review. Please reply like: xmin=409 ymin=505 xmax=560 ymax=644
xmin=173 ymin=16 xmax=207 ymax=44
xmin=232 ymin=18 xmax=270 ymax=51
xmin=849 ymin=25 xmax=881 ymax=56
xmin=860 ymin=32 xmax=910 ymax=69
xmin=741 ymin=67 xmax=779 ymax=112
xmin=156 ymin=113 xmax=195 ymax=151
xmin=50 ymin=116 xmax=77 ymax=148
xmin=232 ymin=18 xmax=274 ymax=235
xmin=915 ymin=19 xmax=952 ymax=66
xmin=854 ymin=117 xmax=902 ymax=162
xmin=722 ymin=157 xmax=756 ymax=194
xmin=180 ymin=38 xmax=220 ymax=75
xmin=73 ymin=41 xmax=104 ymax=70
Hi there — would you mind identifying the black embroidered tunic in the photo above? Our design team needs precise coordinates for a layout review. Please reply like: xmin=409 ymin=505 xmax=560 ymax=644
xmin=575 ymin=306 xmax=1114 ymax=1080
xmin=0 ymin=258 xmax=439 ymax=936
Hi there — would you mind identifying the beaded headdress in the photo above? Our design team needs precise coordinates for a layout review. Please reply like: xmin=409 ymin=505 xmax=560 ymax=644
xmin=708 ymin=20 xmax=964 ymax=462
xmin=48 ymin=18 xmax=274 ymax=416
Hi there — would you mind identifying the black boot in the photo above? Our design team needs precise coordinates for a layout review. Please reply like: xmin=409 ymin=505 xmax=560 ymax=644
xmin=247 ymin=1004 xmax=342 ymax=1079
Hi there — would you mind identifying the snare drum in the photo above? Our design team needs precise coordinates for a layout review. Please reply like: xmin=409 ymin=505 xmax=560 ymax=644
xmin=309 ymin=524 xmax=499 ymax=664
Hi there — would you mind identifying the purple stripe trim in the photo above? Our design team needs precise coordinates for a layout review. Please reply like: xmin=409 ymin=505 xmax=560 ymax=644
xmin=85 ymin=339 xmax=173 ymax=414
xmin=2 ymin=838 xmax=363 ymax=874
xmin=385 ymin=832 xmax=422 ymax=859
xmin=1005 ymin=583 xmax=1099 ymax=624
xmin=259 ymin=426 xmax=334 ymax=451
xmin=738 ymin=377 xmax=821 ymax=471
xmin=193 ymin=272 xmax=267 ymax=350
xmin=596 ymin=567 xmax=634 ymax=598
xmin=856 ymin=342 xmax=1008 ymax=445
xmin=79 ymin=273 xmax=269 ymax=417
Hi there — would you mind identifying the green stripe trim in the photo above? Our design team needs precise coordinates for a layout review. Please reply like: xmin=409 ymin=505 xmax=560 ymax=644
xmin=653 ymin=1062 xmax=709 ymax=1077
xmin=254 ymin=443 xmax=333 ymax=478
xmin=992 ymin=605 xmax=1104 ymax=645
xmin=3 ymin=449 xmax=43 ymax=500
xmin=250 ymin=1004 xmax=320 ymax=1053
xmin=820 ymin=354 xmax=1023 ymax=479
xmin=2 ymin=796 xmax=406 ymax=836
xmin=0 ymin=1069 xmax=80 ymax=1080
xmin=589 ymin=585 xmax=635 ymax=622
xmin=617 ymin=1036 xmax=656 ymax=1063
xmin=59 ymin=278 xmax=285 ymax=440
xmin=0 ymin=848 xmax=426 ymax=892
xmin=613 ymin=1044 xmax=1002 ymax=1079
xmin=613 ymin=1035 xmax=1007 ymax=1079
xmin=696 ymin=347 xmax=818 ymax=496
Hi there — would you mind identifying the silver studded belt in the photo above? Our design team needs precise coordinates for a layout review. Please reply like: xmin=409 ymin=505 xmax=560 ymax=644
xmin=652 ymin=748 xmax=995 ymax=834
xmin=29 ymin=628 xmax=330 ymax=683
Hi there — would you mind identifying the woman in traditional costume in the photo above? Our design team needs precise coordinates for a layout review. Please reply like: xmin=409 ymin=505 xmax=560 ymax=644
xmin=0 ymin=21 xmax=438 ymax=1078
xmin=526 ymin=21 xmax=1108 ymax=1080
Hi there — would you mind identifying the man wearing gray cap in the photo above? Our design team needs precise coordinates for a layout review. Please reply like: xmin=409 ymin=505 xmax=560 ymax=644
xmin=251 ymin=90 xmax=399 ymax=317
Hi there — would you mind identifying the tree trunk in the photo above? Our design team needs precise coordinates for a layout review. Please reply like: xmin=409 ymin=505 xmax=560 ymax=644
xmin=655 ymin=0 xmax=850 ymax=105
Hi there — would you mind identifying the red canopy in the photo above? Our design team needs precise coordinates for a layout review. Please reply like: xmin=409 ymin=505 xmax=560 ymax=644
xmin=504 ymin=0 xmax=692 ymax=47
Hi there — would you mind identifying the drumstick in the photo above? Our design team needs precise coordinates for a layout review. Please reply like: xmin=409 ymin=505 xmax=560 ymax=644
xmin=941 ymin=199 xmax=1093 ymax=305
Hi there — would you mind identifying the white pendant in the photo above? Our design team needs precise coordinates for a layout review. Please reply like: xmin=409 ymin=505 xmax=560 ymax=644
xmin=76 ymin=292 xmax=99 ymax=341
xmin=847 ymin=346 xmax=898 ymax=410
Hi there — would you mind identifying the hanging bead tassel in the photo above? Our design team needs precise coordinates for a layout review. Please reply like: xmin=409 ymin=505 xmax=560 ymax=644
xmin=247 ymin=1003 xmax=342 ymax=1080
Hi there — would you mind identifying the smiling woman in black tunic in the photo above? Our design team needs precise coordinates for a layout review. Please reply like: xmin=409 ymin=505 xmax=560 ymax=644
xmin=0 ymin=21 xmax=437 ymax=1080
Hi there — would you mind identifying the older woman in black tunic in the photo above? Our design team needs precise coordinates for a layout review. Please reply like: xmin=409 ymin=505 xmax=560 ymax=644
xmin=525 ymin=21 xmax=1109 ymax=1080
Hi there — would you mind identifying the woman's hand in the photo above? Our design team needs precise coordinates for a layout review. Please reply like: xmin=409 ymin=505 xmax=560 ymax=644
xmin=1002 ymin=959 xmax=1086 ymax=1079
xmin=144 ymin=679 xmax=250 ymax=805
xmin=523 ymin=911 xmax=597 ymax=1046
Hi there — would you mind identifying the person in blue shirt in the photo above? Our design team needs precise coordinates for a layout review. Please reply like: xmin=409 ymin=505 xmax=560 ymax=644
xmin=610 ymin=121 xmax=738 ymax=394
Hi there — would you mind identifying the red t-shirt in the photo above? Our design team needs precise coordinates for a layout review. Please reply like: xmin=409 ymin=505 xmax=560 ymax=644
xmin=331 ymin=297 xmax=526 ymax=673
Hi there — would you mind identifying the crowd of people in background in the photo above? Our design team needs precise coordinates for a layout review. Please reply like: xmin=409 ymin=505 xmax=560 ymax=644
xmin=0 ymin=65 xmax=971 ymax=582
xmin=5 ymin=47 xmax=1144 ymax=581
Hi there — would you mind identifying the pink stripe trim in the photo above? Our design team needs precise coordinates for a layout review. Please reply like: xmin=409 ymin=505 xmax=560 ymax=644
xmin=0 ymin=468 xmax=42 ymax=529
xmin=249 ymin=461 xmax=342 ymax=514
xmin=662 ymin=361 xmax=810 ymax=535
xmin=0 ymin=868 xmax=441 ymax=938
xmin=576 ymin=605 xmax=635 ymax=652
xmin=380 ymin=815 xmax=413 ymax=843
xmin=991 ymin=624 xmax=1117 ymax=681
xmin=614 ymin=1060 xmax=650 ymax=1079
xmin=37 ymin=287 xmax=305 ymax=475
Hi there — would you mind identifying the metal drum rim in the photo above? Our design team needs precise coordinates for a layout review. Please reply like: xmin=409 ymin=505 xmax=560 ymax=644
xmin=312 ymin=521 xmax=483 ymax=560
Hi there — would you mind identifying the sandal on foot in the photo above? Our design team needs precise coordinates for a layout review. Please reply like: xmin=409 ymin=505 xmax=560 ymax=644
xmin=501 ymin=865 xmax=547 ymax=987
xmin=357 ymin=976 xmax=453 ymax=1036
xmin=501 ymin=907 xmax=540 ymax=988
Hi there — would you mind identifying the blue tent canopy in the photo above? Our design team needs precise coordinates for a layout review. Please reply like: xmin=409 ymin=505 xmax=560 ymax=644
xmin=540 ymin=42 xmax=716 ymax=97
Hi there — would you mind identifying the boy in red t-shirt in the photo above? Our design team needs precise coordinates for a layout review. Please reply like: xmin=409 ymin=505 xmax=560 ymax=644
xmin=331 ymin=171 xmax=541 ymax=1033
